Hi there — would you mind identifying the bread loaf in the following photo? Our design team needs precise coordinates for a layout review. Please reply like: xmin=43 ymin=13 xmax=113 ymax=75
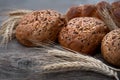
xmin=59 ymin=17 xmax=109 ymax=55
xmin=101 ymin=29 xmax=120 ymax=67
xmin=16 ymin=10 xmax=65 ymax=46
xmin=66 ymin=1 xmax=120 ymax=27
xmin=112 ymin=1 xmax=120 ymax=27
xmin=66 ymin=4 xmax=100 ymax=21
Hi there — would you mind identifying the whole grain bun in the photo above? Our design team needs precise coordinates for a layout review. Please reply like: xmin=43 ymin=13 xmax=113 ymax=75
xmin=16 ymin=10 xmax=65 ymax=46
xmin=59 ymin=17 xmax=109 ymax=55
xmin=112 ymin=1 xmax=120 ymax=10
xmin=66 ymin=4 xmax=100 ymax=21
xmin=66 ymin=1 xmax=110 ymax=21
xmin=112 ymin=1 xmax=120 ymax=27
xmin=101 ymin=29 xmax=120 ymax=67
xmin=66 ymin=1 xmax=120 ymax=27
xmin=96 ymin=1 xmax=111 ymax=11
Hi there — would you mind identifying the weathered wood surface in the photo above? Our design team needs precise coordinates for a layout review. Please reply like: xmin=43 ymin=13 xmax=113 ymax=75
xmin=0 ymin=0 xmax=119 ymax=80
xmin=0 ymin=39 xmax=119 ymax=80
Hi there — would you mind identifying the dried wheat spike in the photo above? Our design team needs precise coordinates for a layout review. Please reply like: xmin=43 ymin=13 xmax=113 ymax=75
xmin=42 ymin=61 xmax=119 ymax=80
xmin=0 ymin=9 xmax=33 ymax=47
xmin=0 ymin=16 xmax=22 ymax=47
xmin=31 ymin=40 xmax=120 ymax=72
xmin=98 ymin=6 xmax=119 ymax=30
xmin=48 ymin=49 xmax=120 ymax=71
xmin=8 ymin=9 xmax=33 ymax=16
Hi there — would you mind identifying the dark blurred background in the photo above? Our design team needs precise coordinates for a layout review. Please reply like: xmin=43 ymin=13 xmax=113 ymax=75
xmin=0 ymin=0 xmax=119 ymax=13
xmin=0 ymin=0 xmax=118 ymax=23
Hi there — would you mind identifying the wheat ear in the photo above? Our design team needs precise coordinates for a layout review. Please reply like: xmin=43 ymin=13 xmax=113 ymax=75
xmin=0 ymin=9 xmax=32 ymax=47
xmin=0 ymin=16 xmax=22 ymax=47
xmin=42 ymin=61 xmax=119 ymax=80
xmin=32 ymin=41 xmax=120 ymax=71
xmin=8 ymin=9 xmax=33 ymax=16
xmin=48 ymin=49 xmax=120 ymax=71
xmin=98 ymin=6 xmax=119 ymax=30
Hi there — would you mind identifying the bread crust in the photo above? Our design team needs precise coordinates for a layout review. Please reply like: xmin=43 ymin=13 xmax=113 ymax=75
xmin=59 ymin=17 xmax=109 ymax=55
xmin=101 ymin=29 xmax=120 ymax=67
xmin=66 ymin=4 xmax=100 ymax=21
xmin=16 ymin=10 xmax=65 ymax=46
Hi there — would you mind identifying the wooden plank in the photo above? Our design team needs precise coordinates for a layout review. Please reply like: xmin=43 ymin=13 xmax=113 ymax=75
xmin=0 ymin=40 xmax=119 ymax=80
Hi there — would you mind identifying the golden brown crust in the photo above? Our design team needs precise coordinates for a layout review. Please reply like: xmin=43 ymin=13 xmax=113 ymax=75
xmin=111 ymin=1 xmax=120 ymax=28
xmin=113 ymin=8 xmax=120 ymax=22
xmin=101 ymin=29 xmax=120 ymax=67
xmin=16 ymin=10 xmax=65 ymax=46
xmin=66 ymin=2 xmax=111 ymax=21
xmin=59 ymin=17 xmax=109 ymax=55
xmin=96 ymin=1 xmax=111 ymax=9
xmin=66 ymin=6 xmax=82 ymax=21
xmin=81 ymin=4 xmax=96 ymax=17
xmin=112 ymin=1 xmax=120 ymax=10
xmin=66 ymin=4 xmax=99 ymax=21
xmin=96 ymin=1 xmax=111 ymax=18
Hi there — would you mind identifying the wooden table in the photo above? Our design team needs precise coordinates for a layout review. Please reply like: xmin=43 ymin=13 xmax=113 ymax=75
xmin=0 ymin=0 xmax=119 ymax=80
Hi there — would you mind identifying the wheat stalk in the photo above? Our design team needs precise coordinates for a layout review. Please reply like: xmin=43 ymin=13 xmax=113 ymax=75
xmin=48 ymin=48 xmax=120 ymax=71
xmin=29 ymin=32 xmax=120 ymax=80
xmin=0 ymin=16 xmax=21 ymax=47
xmin=42 ymin=61 xmax=119 ymax=80
xmin=0 ymin=9 xmax=32 ymax=47
xmin=8 ymin=9 xmax=33 ymax=16
xmin=32 ymin=40 xmax=120 ymax=72
xmin=98 ymin=5 xmax=119 ymax=30
xmin=0 ymin=9 xmax=33 ymax=17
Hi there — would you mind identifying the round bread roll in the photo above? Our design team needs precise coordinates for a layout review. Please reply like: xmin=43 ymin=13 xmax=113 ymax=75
xmin=101 ymin=29 xmax=120 ymax=67
xmin=66 ymin=4 xmax=100 ymax=21
xmin=112 ymin=1 xmax=120 ymax=28
xmin=96 ymin=1 xmax=111 ymax=11
xmin=112 ymin=1 xmax=120 ymax=10
xmin=16 ymin=10 xmax=65 ymax=46
xmin=59 ymin=17 xmax=109 ymax=55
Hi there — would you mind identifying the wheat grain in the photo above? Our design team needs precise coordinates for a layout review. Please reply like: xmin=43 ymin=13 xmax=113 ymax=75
xmin=42 ymin=61 xmax=119 ymax=80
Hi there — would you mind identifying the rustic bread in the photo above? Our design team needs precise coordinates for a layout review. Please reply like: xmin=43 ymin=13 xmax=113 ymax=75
xmin=66 ymin=1 xmax=120 ymax=28
xmin=59 ymin=17 xmax=109 ymax=55
xmin=101 ymin=29 xmax=120 ymax=67
xmin=111 ymin=1 xmax=120 ymax=27
xmin=66 ymin=4 xmax=100 ymax=21
xmin=16 ymin=10 xmax=65 ymax=46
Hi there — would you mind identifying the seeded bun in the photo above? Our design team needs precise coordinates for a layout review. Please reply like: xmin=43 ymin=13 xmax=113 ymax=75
xmin=59 ymin=17 xmax=109 ymax=55
xmin=16 ymin=10 xmax=65 ymax=46
xmin=101 ymin=29 xmax=120 ymax=67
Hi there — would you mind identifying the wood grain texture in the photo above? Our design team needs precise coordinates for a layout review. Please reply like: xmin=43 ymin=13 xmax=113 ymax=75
xmin=0 ymin=40 xmax=119 ymax=80
xmin=0 ymin=0 xmax=119 ymax=80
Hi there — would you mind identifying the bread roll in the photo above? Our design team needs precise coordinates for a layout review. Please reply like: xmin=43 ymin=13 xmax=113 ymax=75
xmin=66 ymin=4 xmax=100 ymax=21
xmin=112 ymin=1 xmax=120 ymax=27
xmin=112 ymin=1 xmax=120 ymax=10
xmin=96 ymin=1 xmax=111 ymax=11
xmin=101 ymin=29 xmax=120 ymax=67
xmin=66 ymin=1 xmax=120 ymax=28
xmin=66 ymin=1 xmax=111 ymax=21
xmin=16 ymin=10 xmax=65 ymax=46
xmin=59 ymin=17 xmax=109 ymax=55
